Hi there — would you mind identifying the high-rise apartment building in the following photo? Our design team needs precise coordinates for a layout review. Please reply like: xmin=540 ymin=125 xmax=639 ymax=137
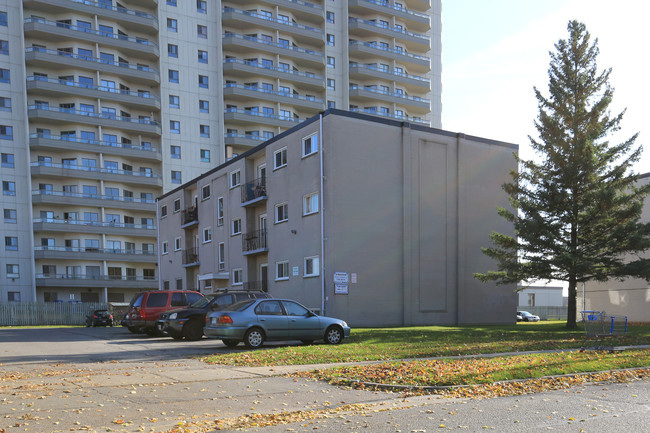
xmin=0 ymin=0 xmax=441 ymax=303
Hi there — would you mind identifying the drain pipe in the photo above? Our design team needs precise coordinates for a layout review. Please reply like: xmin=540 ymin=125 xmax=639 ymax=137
xmin=319 ymin=114 xmax=325 ymax=315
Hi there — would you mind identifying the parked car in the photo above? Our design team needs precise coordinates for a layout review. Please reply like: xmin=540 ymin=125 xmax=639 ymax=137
xmin=517 ymin=311 xmax=540 ymax=322
xmin=157 ymin=290 xmax=272 ymax=341
xmin=85 ymin=309 xmax=114 ymax=327
xmin=204 ymin=298 xmax=351 ymax=348
xmin=123 ymin=290 xmax=203 ymax=336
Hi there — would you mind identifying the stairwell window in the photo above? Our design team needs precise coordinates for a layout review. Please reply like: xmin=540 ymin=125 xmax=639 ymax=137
xmin=302 ymin=133 xmax=318 ymax=157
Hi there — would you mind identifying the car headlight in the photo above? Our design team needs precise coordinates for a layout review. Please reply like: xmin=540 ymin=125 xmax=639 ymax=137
xmin=169 ymin=313 xmax=177 ymax=320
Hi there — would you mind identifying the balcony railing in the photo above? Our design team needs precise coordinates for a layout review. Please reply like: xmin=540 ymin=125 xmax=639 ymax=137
xmin=224 ymin=58 xmax=323 ymax=81
xmin=35 ymin=273 xmax=156 ymax=281
xmin=222 ymin=33 xmax=322 ymax=57
xmin=24 ymin=17 xmax=158 ymax=49
xmin=67 ymin=0 xmax=157 ymax=19
xmin=349 ymin=63 xmax=428 ymax=83
xmin=31 ymin=190 xmax=155 ymax=204
xmin=349 ymin=108 xmax=428 ymax=124
xmin=348 ymin=40 xmax=429 ymax=62
xmin=277 ymin=0 xmax=322 ymax=10
xmin=34 ymin=245 xmax=156 ymax=255
xmin=224 ymin=107 xmax=301 ymax=124
xmin=242 ymin=229 xmax=268 ymax=253
xmin=30 ymin=133 xmax=159 ymax=154
xmin=224 ymin=83 xmax=323 ymax=104
xmin=33 ymin=218 xmax=156 ymax=230
xmin=25 ymin=47 xmax=158 ymax=74
xmin=26 ymin=76 xmax=160 ymax=102
xmin=354 ymin=0 xmax=429 ymax=19
xmin=348 ymin=17 xmax=429 ymax=41
xmin=28 ymin=104 xmax=160 ymax=127
xmin=224 ymin=133 xmax=266 ymax=143
xmin=182 ymin=247 xmax=199 ymax=265
xmin=181 ymin=206 xmax=198 ymax=225
xmin=349 ymin=85 xmax=430 ymax=104
xmin=30 ymin=161 xmax=161 ymax=179
xmin=241 ymin=177 xmax=267 ymax=203
xmin=223 ymin=7 xmax=322 ymax=33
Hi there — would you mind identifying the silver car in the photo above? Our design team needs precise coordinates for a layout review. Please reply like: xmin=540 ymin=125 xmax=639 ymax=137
xmin=204 ymin=298 xmax=351 ymax=348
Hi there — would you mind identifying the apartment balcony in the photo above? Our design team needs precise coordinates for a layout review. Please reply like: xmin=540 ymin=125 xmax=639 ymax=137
xmin=29 ymin=134 xmax=161 ymax=162
xmin=349 ymin=85 xmax=430 ymax=112
xmin=223 ymin=58 xmax=324 ymax=91
xmin=222 ymin=33 xmax=323 ymax=68
xmin=403 ymin=0 xmax=431 ymax=12
xmin=243 ymin=280 xmax=268 ymax=292
xmin=23 ymin=18 xmax=159 ymax=59
xmin=33 ymin=218 xmax=157 ymax=237
xmin=241 ymin=177 xmax=267 ymax=206
xmin=180 ymin=206 xmax=198 ymax=228
xmin=224 ymin=83 xmax=324 ymax=110
xmin=22 ymin=0 xmax=159 ymax=34
xmin=182 ymin=248 xmax=200 ymax=267
xmin=349 ymin=63 xmax=430 ymax=92
xmin=224 ymin=108 xmax=301 ymax=128
xmin=224 ymin=133 xmax=266 ymax=149
xmin=233 ymin=0 xmax=323 ymax=23
xmin=27 ymin=105 xmax=161 ymax=136
xmin=24 ymin=47 xmax=160 ymax=85
xmin=348 ymin=0 xmax=430 ymax=32
xmin=222 ymin=7 xmax=323 ymax=44
xmin=350 ymin=107 xmax=429 ymax=125
xmin=242 ymin=230 xmax=268 ymax=255
xmin=34 ymin=246 xmax=157 ymax=263
xmin=348 ymin=41 xmax=430 ymax=72
xmin=348 ymin=18 xmax=429 ymax=51
xmin=31 ymin=190 xmax=156 ymax=212
xmin=35 ymin=274 xmax=158 ymax=289
xmin=30 ymin=162 xmax=163 ymax=187
xmin=127 ymin=0 xmax=158 ymax=8
xmin=26 ymin=76 xmax=161 ymax=111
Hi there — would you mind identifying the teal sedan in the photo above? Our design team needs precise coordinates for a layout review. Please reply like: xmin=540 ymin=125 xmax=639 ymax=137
xmin=204 ymin=298 xmax=350 ymax=348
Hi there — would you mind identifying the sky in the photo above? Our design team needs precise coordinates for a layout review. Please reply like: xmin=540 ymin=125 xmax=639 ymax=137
xmin=441 ymin=0 xmax=650 ymax=173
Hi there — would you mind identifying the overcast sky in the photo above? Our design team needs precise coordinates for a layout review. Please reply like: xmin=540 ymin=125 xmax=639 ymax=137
xmin=441 ymin=0 xmax=650 ymax=173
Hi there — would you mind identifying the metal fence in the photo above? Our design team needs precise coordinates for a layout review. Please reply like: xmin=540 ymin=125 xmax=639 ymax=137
xmin=0 ymin=302 xmax=110 ymax=326
xmin=517 ymin=306 xmax=567 ymax=321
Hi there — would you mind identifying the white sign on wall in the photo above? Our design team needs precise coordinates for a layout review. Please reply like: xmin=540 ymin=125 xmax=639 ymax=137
xmin=293 ymin=266 xmax=299 ymax=276
xmin=335 ymin=284 xmax=348 ymax=294
xmin=333 ymin=272 xmax=349 ymax=284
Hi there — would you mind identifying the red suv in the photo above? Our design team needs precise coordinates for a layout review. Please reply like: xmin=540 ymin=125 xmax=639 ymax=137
xmin=124 ymin=290 xmax=203 ymax=336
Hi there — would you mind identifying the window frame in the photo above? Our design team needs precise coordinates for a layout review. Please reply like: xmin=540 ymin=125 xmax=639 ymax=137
xmin=273 ymin=147 xmax=287 ymax=170
xmin=174 ymin=237 xmax=182 ymax=251
xmin=231 ymin=218 xmax=242 ymax=236
xmin=162 ymin=241 xmax=169 ymax=255
xmin=303 ymin=192 xmax=319 ymax=216
xmin=275 ymin=261 xmax=289 ymax=281
xmin=302 ymin=133 xmax=318 ymax=157
xmin=201 ymin=184 xmax=210 ymax=200
xmin=202 ymin=227 xmax=212 ymax=243
xmin=232 ymin=268 xmax=243 ymax=285
xmin=275 ymin=202 xmax=288 ymax=224
xmin=304 ymin=256 xmax=320 ymax=277
xmin=230 ymin=170 xmax=241 ymax=188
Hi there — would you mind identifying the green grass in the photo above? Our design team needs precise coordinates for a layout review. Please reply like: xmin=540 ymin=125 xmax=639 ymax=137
xmin=201 ymin=321 xmax=650 ymax=366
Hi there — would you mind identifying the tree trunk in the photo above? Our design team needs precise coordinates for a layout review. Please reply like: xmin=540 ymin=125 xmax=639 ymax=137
xmin=566 ymin=277 xmax=578 ymax=329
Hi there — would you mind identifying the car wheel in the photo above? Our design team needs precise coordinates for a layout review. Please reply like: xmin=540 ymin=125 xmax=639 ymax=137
xmin=301 ymin=340 xmax=314 ymax=345
xmin=244 ymin=327 xmax=264 ymax=349
xmin=324 ymin=326 xmax=343 ymax=345
xmin=183 ymin=320 xmax=204 ymax=341
xmin=222 ymin=339 xmax=239 ymax=348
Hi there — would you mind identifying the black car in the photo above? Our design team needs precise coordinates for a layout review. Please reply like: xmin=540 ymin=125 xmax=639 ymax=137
xmin=86 ymin=309 xmax=114 ymax=327
xmin=157 ymin=290 xmax=271 ymax=341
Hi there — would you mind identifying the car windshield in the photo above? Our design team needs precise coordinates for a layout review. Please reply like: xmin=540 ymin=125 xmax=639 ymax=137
xmin=190 ymin=294 xmax=216 ymax=308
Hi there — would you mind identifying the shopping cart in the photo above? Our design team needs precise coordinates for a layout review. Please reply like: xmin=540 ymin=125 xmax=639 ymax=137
xmin=580 ymin=310 xmax=628 ymax=352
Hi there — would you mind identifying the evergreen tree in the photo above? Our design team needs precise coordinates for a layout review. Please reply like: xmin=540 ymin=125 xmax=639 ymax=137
xmin=475 ymin=21 xmax=650 ymax=328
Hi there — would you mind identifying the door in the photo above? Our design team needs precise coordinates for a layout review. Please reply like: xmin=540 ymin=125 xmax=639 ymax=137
xmin=282 ymin=300 xmax=321 ymax=340
xmin=254 ymin=300 xmax=288 ymax=339
xmin=260 ymin=264 xmax=268 ymax=292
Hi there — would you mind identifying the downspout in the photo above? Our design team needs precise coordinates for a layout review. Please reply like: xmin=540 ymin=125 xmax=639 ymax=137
xmin=156 ymin=198 xmax=162 ymax=290
xmin=319 ymin=114 xmax=325 ymax=315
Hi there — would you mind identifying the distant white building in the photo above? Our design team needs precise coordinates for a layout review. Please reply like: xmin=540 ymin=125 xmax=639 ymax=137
xmin=518 ymin=285 xmax=565 ymax=308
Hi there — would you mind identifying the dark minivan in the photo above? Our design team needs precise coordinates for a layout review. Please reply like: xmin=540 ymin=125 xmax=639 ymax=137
xmin=124 ymin=290 xmax=203 ymax=336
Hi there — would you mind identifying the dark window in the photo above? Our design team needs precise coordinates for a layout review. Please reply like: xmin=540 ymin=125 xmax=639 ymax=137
xmin=171 ymin=292 xmax=184 ymax=306
xmin=186 ymin=292 xmax=203 ymax=304
xmin=146 ymin=292 xmax=168 ymax=307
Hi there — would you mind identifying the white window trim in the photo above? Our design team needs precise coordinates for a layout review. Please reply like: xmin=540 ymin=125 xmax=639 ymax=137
xmin=302 ymin=133 xmax=318 ymax=158
xmin=218 ymin=242 xmax=225 ymax=271
xmin=162 ymin=241 xmax=169 ymax=255
xmin=173 ymin=199 xmax=181 ymax=213
xmin=303 ymin=192 xmax=319 ymax=216
xmin=304 ymin=256 xmax=320 ymax=277
xmin=232 ymin=268 xmax=243 ymax=285
xmin=203 ymin=227 xmax=212 ymax=243
xmin=174 ymin=237 xmax=182 ymax=251
xmin=160 ymin=205 xmax=168 ymax=218
xmin=275 ymin=261 xmax=289 ymax=281
xmin=275 ymin=202 xmax=288 ymax=224
xmin=231 ymin=218 xmax=242 ymax=235
xmin=217 ymin=197 xmax=224 ymax=226
xmin=201 ymin=184 xmax=210 ymax=200
xmin=230 ymin=170 xmax=241 ymax=188
xmin=273 ymin=147 xmax=287 ymax=170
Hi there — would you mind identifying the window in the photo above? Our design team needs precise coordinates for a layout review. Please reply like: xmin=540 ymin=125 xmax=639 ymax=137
xmin=203 ymin=227 xmax=212 ymax=243
xmin=275 ymin=203 xmax=288 ymax=223
xmin=2 ymin=181 xmax=15 ymax=196
xmin=167 ymin=18 xmax=177 ymax=32
xmin=169 ymin=69 xmax=179 ymax=83
xmin=170 ymin=145 xmax=181 ymax=159
xmin=0 ymin=68 xmax=9 ymax=83
xmin=232 ymin=218 xmax=241 ymax=235
xmin=326 ymin=34 xmax=335 ymax=46
xmin=198 ymin=75 xmax=208 ymax=88
xmin=200 ymin=124 xmax=210 ymax=137
xmin=0 ymin=96 xmax=10 ymax=111
xmin=218 ymin=242 xmax=225 ymax=271
xmin=304 ymin=256 xmax=320 ymax=277
xmin=162 ymin=241 xmax=169 ymax=254
xmin=197 ymin=0 xmax=207 ymax=13
xmin=5 ymin=236 xmax=18 ymax=251
xmin=274 ymin=147 xmax=287 ymax=169
xmin=232 ymin=269 xmax=243 ymax=285
xmin=328 ymin=100 xmax=336 ymax=109
xmin=173 ymin=198 xmax=181 ymax=212
xmin=0 ymin=40 xmax=8 ymax=55
xmin=161 ymin=205 xmax=168 ymax=218
xmin=0 ymin=125 xmax=12 ymax=140
xmin=8 ymin=292 xmax=20 ymax=302
xmin=303 ymin=193 xmax=319 ymax=215
xmin=6 ymin=264 xmax=18 ymax=278
xmin=303 ymin=134 xmax=318 ymax=157
xmin=198 ymin=50 xmax=208 ymax=63
xmin=327 ymin=78 xmax=335 ymax=90
xmin=326 ymin=56 xmax=335 ymax=68
xmin=167 ymin=0 xmax=177 ymax=5
xmin=173 ymin=237 xmax=181 ymax=251
xmin=170 ymin=120 xmax=180 ymax=133
xmin=171 ymin=170 xmax=181 ymax=184
xmin=276 ymin=261 xmax=289 ymax=280
xmin=197 ymin=25 xmax=207 ymax=38
xmin=200 ymin=149 xmax=210 ymax=162
xmin=201 ymin=184 xmax=210 ymax=200
xmin=199 ymin=100 xmax=209 ymax=113
xmin=4 ymin=208 xmax=16 ymax=223
xmin=217 ymin=197 xmax=224 ymax=226
xmin=1 ymin=153 xmax=14 ymax=168
xmin=0 ymin=12 xmax=6 ymax=27
xmin=169 ymin=95 xmax=179 ymax=108
xmin=168 ymin=43 xmax=178 ymax=57
xmin=326 ymin=11 xmax=335 ymax=23
xmin=230 ymin=170 xmax=241 ymax=188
